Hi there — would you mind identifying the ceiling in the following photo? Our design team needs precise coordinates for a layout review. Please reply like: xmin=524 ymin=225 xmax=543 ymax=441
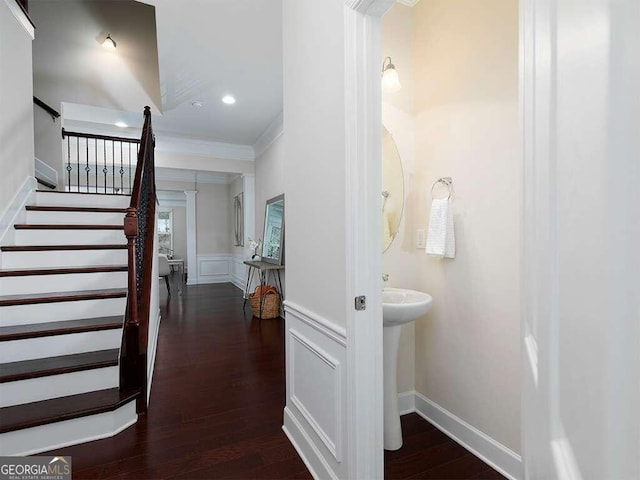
xmin=31 ymin=0 xmax=283 ymax=151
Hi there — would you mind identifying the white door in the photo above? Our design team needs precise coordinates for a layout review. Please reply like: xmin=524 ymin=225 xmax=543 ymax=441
xmin=521 ymin=0 xmax=640 ymax=478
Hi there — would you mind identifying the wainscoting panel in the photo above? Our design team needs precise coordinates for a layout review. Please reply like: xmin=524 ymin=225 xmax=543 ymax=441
xmin=196 ymin=254 xmax=231 ymax=284
xmin=230 ymin=254 xmax=247 ymax=290
xmin=283 ymin=302 xmax=347 ymax=480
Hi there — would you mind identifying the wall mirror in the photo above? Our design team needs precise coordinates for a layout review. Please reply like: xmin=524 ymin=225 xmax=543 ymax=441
xmin=262 ymin=194 xmax=285 ymax=265
xmin=233 ymin=193 xmax=244 ymax=247
xmin=382 ymin=126 xmax=405 ymax=252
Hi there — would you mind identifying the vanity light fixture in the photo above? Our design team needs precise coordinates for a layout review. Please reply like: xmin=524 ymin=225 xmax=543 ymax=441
xmin=222 ymin=95 xmax=236 ymax=105
xmin=382 ymin=56 xmax=401 ymax=93
xmin=102 ymin=34 xmax=117 ymax=50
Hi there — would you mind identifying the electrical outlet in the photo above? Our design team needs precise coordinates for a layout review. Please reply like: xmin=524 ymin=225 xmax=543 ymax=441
xmin=416 ymin=229 xmax=426 ymax=249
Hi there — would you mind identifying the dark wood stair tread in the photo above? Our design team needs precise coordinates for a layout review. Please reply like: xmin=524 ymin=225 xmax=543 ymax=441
xmin=0 ymin=288 xmax=127 ymax=307
xmin=0 ymin=388 xmax=139 ymax=433
xmin=0 ymin=349 xmax=119 ymax=383
xmin=0 ymin=316 xmax=123 ymax=342
xmin=0 ymin=265 xmax=127 ymax=277
xmin=1 ymin=244 xmax=127 ymax=252
xmin=14 ymin=224 xmax=124 ymax=230
xmin=26 ymin=206 xmax=127 ymax=213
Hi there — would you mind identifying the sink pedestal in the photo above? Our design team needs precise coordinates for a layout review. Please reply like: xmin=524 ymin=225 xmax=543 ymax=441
xmin=383 ymin=324 xmax=403 ymax=451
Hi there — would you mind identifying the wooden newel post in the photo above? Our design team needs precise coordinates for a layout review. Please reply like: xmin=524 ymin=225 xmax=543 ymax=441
xmin=121 ymin=207 xmax=141 ymax=391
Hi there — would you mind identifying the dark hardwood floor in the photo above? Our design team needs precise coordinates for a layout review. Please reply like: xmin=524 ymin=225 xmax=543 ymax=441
xmin=43 ymin=276 xmax=505 ymax=479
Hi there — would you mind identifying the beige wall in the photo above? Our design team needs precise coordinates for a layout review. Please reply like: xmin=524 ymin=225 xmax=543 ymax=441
xmin=382 ymin=4 xmax=416 ymax=395
xmin=229 ymin=176 xmax=244 ymax=257
xmin=195 ymin=183 xmax=231 ymax=255
xmin=0 ymin=2 xmax=34 ymax=211
xmin=383 ymin=0 xmax=521 ymax=453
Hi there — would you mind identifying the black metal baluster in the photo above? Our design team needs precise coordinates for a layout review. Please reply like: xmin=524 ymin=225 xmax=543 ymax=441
xmin=76 ymin=137 xmax=80 ymax=192
xmin=120 ymin=142 xmax=124 ymax=194
xmin=128 ymin=143 xmax=132 ymax=194
xmin=85 ymin=137 xmax=90 ymax=192
xmin=112 ymin=140 xmax=115 ymax=194
xmin=95 ymin=139 xmax=98 ymax=193
xmin=66 ymin=136 xmax=71 ymax=191
xmin=103 ymin=140 xmax=108 ymax=194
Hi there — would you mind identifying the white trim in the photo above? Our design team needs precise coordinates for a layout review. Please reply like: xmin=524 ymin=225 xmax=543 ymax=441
xmin=284 ymin=301 xmax=347 ymax=347
xmin=397 ymin=390 xmax=416 ymax=415
xmin=156 ymin=168 xmax=239 ymax=186
xmin=3 ymin=0 xmax=34 ymax=39
xmin=230 ymin=253 xmax=247 ymax=290
xmin=147 ymin=313 xmax=162 ymax=404
xmin=0 ymin=176 xmax=36 ymax=253
xmin=253 ymin=112 xmax=284 ymax=159
xmin=1 ymin=401 xmax=137 ymax=456
xmin=396 ymin=0 xmax=420 ymax=7
xmin=413 ymin=391 xmax=523 ymax=480
xmin=289 ymin=329 xmax=343 ymax=462
xmin=283 ymin=407 xmax=338 ymax=480
xmin=35 ymin=158 xmax=58 ymax=189
xmin=242 ymin=174 xmax=255 ymax=259
xmin=185 ymin=190 xmax=197 ymax=285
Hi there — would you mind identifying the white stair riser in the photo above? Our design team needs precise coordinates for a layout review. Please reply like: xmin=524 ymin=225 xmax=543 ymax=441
xmin=26 ymin=211 xmax=125 ymax=225
xmin=0 ymin=249 xmax=127 ymax=269
xmin=0 ymin=329 xmax=122 ymax=362
xmin=14 ymin=229 xmax=125 ymax=246
xmin=0 ymin=297 xmax=126 ymax=326
xmin=35 ymin=192 xmax=130 ymax=209
xmin=0 ymin=271 xmax=127 ymax=296
xmin=0 ymin=400 xmax=137 ymax=456
xmin=0 ymin=366 xmax=119 ymax=408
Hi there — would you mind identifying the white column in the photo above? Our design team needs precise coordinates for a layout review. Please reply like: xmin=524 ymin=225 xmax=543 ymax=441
xmin=185 ymin=190 xmax=197 ymax=285
xmin=242 ymin=174 xmax=255 ymax=260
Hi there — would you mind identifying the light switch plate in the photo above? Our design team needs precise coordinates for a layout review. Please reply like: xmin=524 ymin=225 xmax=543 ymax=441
xmin=416 ymin=229 xmax=426 ymax=249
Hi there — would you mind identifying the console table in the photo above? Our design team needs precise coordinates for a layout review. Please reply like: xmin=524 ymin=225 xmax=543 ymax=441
xmin=243 ymin=260 xmax=285 ymax=318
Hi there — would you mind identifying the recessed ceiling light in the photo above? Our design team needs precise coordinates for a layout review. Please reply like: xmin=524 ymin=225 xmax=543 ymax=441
xmin=102 ymin=34 xmax=117 ymax=50
xmin=191 ymin=101 xmax=203 ymax=108
xmin=222 ymin=95 xmax=236 ymax=105
xmin=115 ymin=121 xmax=128 ymax=128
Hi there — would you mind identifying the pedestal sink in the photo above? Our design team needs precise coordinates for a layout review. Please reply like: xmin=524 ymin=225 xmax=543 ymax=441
xmin=383 ymin=287 xmax=433 ymax=450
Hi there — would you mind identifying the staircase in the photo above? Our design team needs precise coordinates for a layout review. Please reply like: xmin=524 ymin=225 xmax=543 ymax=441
xmin=0 ymin=191 xmax=139 ymax=456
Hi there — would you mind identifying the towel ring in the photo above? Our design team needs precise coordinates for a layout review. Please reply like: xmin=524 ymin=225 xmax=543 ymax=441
xmin=431 ymin=177 xmax=453 ymax=199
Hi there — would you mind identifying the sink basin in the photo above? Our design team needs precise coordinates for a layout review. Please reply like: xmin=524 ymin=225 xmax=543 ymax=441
xmin=382 ymin=287 xmax=433 ymax=451
xmin=382 ymin=288 xmax=433 ymax=327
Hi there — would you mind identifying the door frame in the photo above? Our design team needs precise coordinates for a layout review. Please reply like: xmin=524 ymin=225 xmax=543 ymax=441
xmin=343 ymin=1 xmax=395 ymax=478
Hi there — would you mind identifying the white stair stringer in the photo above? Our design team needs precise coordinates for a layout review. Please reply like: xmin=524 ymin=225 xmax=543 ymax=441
xmin=0 ymin=366 xmax=119 ymax=408
xmin=0 ymin=297 xmax=127 ymax=326
xmin=0 ymin=329 xmax=122 ymax=363
xmin=0 ymin=399 xmax=137 ymax=456
xmin=34 ymin=192 xmax=130 ymax=209
xmin=26 ymin=210 xmax=125 ymax=225
xmin=0 ymin=271 xmax=127 ymax=296
xmin=0 ymin=249 xmax=127 ymax=269
xmin=14 ymin=228 xmax=125 ymax=246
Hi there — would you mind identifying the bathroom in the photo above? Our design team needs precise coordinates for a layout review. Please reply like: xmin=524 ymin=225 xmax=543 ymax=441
xmin=381 ymin=1 xmax=521 ymax=477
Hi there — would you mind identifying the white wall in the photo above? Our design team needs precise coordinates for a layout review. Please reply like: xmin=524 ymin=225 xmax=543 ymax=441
xmin=382 ymin=3 xmax=416 ymax=396
xmin=33 ymin=104 xmax=63 ymax=190
xmin=229 ymin=176 xmax=244 ymax=257
xmin=196 ymin=183 xmax=231 ymax=255
xmin=0 ymin=0 xmax=34 ymax=212
xmin=408 ymin=0 xmax=521 ymax=455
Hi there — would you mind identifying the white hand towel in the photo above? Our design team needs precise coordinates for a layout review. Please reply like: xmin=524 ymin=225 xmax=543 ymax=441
xmin=426 ymin=198 xmax=455 ymax=259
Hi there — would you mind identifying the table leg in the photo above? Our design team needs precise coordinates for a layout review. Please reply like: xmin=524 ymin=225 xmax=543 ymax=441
xmin=243 ymin=268 xmax=255 ymax=311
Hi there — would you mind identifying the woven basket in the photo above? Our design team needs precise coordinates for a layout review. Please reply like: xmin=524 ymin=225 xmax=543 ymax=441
xmin=249 ymin=288 xmax=280 ymax=319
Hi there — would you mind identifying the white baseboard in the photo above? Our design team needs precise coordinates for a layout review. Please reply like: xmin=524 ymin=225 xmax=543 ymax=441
xmin=147 ymin=313 xmax=162 ymax=404
xmin=397 ymin=391 xmax=523 ymax=480
xmin=0 ymin=176 xmax=36 ymax=251
xmin=283 ymin=407 xmax=338 ymax=480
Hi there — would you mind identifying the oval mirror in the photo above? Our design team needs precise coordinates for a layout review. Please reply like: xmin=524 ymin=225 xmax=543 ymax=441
xmin=382 ymin=126 xmax=405 ymax=252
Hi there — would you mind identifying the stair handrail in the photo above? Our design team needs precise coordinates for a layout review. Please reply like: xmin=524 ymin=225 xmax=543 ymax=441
xmin=121 ymin=106 xmax=155 ymax=412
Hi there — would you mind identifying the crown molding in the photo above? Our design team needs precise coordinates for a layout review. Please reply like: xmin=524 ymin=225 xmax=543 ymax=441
xmin=4 ymin=0 xmax=34 ymax=38
xmin=253 ymin=111 xmax=283 ymax=159
xmin=156 ymin=167 xmax=240 ymax=185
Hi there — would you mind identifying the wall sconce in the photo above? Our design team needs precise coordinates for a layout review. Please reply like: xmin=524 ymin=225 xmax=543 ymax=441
xmin=102 ymin=34 xmax=117 ymax=50
xmin=382 ymin=56 xmax=401 ymax=93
